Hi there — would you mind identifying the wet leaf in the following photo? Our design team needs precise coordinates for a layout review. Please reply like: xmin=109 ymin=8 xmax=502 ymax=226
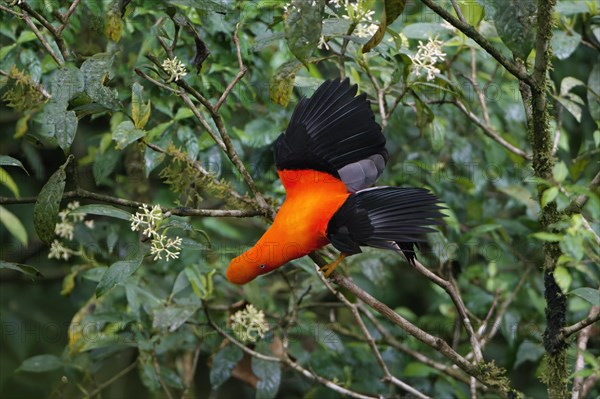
xmin=131 ymin=82 xmax=151 ymax=129
xmin=112 ymin=121 xmax=146 ymax=150
xmin=493 ymin=0 xmax=536 ymax=60
xmin=569 ymin=287 xmax=600 ymax=306
xmin=270 ymin=60 xmax=302 ymax=107
xmin=0 ymin=205 xmax=27 ymax=245
xmin=33 ymin=156 xmax=72 ymax=244
xmin=18 ymin=354 xmax=62 ymax=373
xmin=284 ymin=0 xmax=324 ymax=66
xmin=252 ymin=356 xmax=281 ymax=399
xmin=96 ymin=254 xmax=144 ymax=297
xmin=210 ymin=345 xmax=243 ymax=388
xmin=0 ymin=260 xmax=42 ymax=279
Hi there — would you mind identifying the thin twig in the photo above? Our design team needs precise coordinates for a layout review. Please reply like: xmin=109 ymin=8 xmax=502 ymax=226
xmin=203 ymin=304 xmax=378 ymax=399
xmin=152 ymin=352 xmax=174 ymax=399
xmin=315 ymin=265 xmax=431 ymax=399
xmin=0 ymin=189 xmax=261 ymax=217
xmin=571 ymin=306 xmax=599 ymax=399
xmin=419 ymin=0 xmax=536 ymax=89
xmin=56 ymin=0 xmax=82 ymax=34
xmin=214 ymin=23 xmax=247 ymax=112
xmin=409 ymin=259 xmax=483 ymax=363
xmin=454 ymin=100 xmax=532 ymax=160
xmin=17 ymin=1 xmax=69 ymax=59
xmin=0 ymin=4 xmax=23 ymax=17
xmin=21 ymin=14 xmax=64 ymax=66
xmin=84 ymin=359 xmax=138 ymax=398
xmin=560 ymin=309 xmax=600 ymax=339
xmin=328 ymin=272 xmax=522 ymax=398
xmin=450 ymin=0 xmax=467 ymax=23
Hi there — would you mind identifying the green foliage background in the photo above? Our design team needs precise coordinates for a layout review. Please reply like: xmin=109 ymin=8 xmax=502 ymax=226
xmin=0 ymin=0 xmax=598 ymax=398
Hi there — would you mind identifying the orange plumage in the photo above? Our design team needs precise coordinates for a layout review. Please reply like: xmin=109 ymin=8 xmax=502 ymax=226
xmin=226 ymin=79 xmax=443 ymax=285
xmin=226 ymin=170 xmax=349 ymax=284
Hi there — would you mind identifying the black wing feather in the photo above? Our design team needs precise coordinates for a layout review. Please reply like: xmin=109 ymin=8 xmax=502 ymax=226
xmin=326 ymin=187 xmax=444 ymax=263
xmin=274 ymin=78 xmax=387 ymax=191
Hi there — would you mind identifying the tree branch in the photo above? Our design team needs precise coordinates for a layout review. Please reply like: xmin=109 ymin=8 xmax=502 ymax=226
xmin=202 ymin=304 xmax=378 ymax=399
xmin=454 ymin=100 xmax=531 ymax=160
xmin=314 ymin=265 xmax=431 ymax=399
xmin=0 ymin=189 xmax=261 ymax=217
xmin=419 ymin=0 xmax=536 ymax=88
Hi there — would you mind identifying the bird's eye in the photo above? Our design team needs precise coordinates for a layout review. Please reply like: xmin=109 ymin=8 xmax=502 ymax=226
xmin=259 ymin=264 xmax=266 ymax=269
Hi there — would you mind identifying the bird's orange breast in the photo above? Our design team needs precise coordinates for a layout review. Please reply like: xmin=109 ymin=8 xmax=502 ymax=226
xmin=246 ymin=169 xmax=349 ymax=267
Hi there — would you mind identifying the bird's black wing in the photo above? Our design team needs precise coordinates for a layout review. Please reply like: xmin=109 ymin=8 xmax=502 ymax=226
xmin=274 ymin=78 xmax=388 ymax=192
xmin=326 ymin=187 xmax=444 ymax=263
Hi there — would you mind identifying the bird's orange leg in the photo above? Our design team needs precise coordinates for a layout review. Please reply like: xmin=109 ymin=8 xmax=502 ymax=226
xmin=319 ymin=253 xmax=347 ymax=278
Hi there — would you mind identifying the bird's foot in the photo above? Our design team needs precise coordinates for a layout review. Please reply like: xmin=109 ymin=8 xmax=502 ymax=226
xmin=319 ymin=254 xmax=346 ymax=278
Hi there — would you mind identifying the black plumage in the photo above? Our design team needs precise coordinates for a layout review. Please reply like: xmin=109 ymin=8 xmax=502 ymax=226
xmin=274 ymin=78 xmax=388 ymax=191
xmin=326 ymin=187 xmax=444 ymax=263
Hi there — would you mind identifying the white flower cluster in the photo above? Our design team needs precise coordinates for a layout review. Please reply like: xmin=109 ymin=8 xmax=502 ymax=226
xmin=161 ymin=56 xmax=187 ymax=82
xmin=410 ymin=36 xmax=446 ymax=81
xmin=130 ymin=204 xmax=182 ymax=261
xmin=338 ymin=0 xmax=378 ymax=38
xmin=48 ymin=201 xmax=93 ymax=261
xmin=230 ymin=304 xmax=269 ymax=343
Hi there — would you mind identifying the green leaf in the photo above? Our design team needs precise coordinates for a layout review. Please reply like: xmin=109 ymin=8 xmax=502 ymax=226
xmin=362 ymin=0 xmax=406 ymax=53
xmin=44 ymin=104 xmax=78 ymax=153
xmin=552 ymin=162 xmax=569 ymax=183
xmin=132 ymin=82 xmax=151 ymax=129
xmin=33 ymin=156 xmax=72 ymax=244
xmin=184 ymin=265 xmax=215 ymax=300
xmin=49 ymin=66 xmax=84 ymax=105
xmin=284 ymin=0 xmax=324 ymax=66
xmin=587 ymin=63 xmax=600 ymax=122
xmin=270 ymin=60 xmax=302 ymax=107
xmin=552 ymin=30 xmax=581 ymax=60
xmin=514 ymin=341 xmax=544 ymax=368
xmin=541 ymin=186 xmax=559 ymax=207
xmin=80 ymin=53 xmax=120 ymax=110
xmin=0 ymin=155 xmax=28 ymax=174
xmin=18 ymin=354 xmax=62 ymax=372
xmin=112 ymin=121 xmax=146 ymax=150
xmin=569 ymin=287 xmax=600 ymax=306
xmin=555 ymin=96 xmax=583 ymax=122
xmin=210 ymin=345 xmax=243 ymax=388
xmin=554 ymin=266 xmax=572 ymax=293
xmin=457 ymin=0 xmax=484 ymax=26
xmin=153 ymin=303 xmax=200 ymax=332
xmin=0 ymin=205 xmax=28 ymax=245
xmin=0 ymin=167 xmax=20 ymax=197
xmin=0 ymin=260 xmax=42 ymax=279
xmin=252 ymin=356 xmax=281 ymax=399
xmin=402 ymin=23 xmax=448 ymax=39
xmin=560 ymin=77 xmax=585 ymax=96
xmin=531 ymin=232 xmax=563 ymax=241
xmin=96 ymin=254 xmax=144 ymax=297
xmin=69 ymin=204 xmax=132 ymax=221
xmin=493 ymin=0 xmax=536 ymax=60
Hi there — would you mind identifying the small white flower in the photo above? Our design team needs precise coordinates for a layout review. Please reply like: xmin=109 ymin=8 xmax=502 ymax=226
xmin=355 ymin=23 xmax=378 ymax=38
xmin=317 ymin=35 xmax=330 ymax=50
xmin=150 ymin=234 xmax=182 ymax=261
xmin=84 ymin=220 xmax=95 ymax=229
xmin=409 ymin=36 xmax=446 ymax=81
xmin=55 ymin=221 xmax=74 ymax=240
xmin=162 ymin=57 xmax=187 ymax=82
xmin=48 ymin=240 xmax=72 ymax=261
xmin=231 ymin=304 xmax=269 ymax=343
xmin=130 ymin=204 xmax=163 ymax=238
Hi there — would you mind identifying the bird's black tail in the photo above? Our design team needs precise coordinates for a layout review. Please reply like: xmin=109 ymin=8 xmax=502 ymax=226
xmin=326 ymin=187 xmax=445 ymax=263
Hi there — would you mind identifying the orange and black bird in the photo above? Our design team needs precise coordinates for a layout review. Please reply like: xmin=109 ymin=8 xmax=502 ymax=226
xmin=226 ymin=78 xmax=444 ymax=284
